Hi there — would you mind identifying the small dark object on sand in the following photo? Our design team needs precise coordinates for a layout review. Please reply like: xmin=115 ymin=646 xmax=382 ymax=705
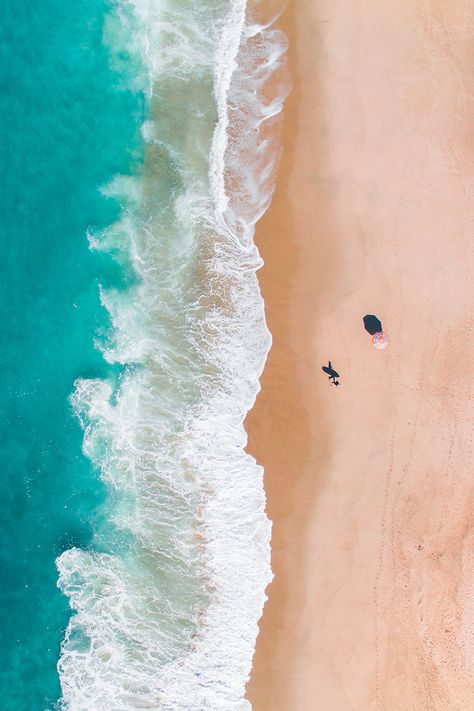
xmin=363 ymin=314 xmax=383 ymax=335
xmin=322 ymin=361 xmax=340 ymax=386
xmin=322 ymin=360 xmax=340 ymax=379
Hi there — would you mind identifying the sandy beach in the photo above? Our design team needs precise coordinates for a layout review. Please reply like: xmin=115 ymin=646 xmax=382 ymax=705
xmin=245 ymin=1 xmax=474 ymax=709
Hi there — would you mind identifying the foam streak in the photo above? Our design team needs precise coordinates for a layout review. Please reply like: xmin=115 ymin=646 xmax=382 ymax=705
xmin=57 ymin=2 xmax=289 ymax=708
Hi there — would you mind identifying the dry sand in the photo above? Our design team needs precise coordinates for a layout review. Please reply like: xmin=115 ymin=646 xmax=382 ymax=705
xmin=245 ymin=1 xmax=474 ymax=709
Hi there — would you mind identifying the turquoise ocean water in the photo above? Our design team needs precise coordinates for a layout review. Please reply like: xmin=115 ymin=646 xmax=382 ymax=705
xmin=1 ymin=1 xmax=288 ymax=708
xmin=0 ymin=1 xmax=143 ymax=708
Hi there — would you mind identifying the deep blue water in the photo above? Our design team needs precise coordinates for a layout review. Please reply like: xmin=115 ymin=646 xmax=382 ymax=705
xmin=0 ymin=1 xmax=143 ymax=707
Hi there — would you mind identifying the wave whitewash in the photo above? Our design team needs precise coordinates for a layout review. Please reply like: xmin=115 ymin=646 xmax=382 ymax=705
xmin=56 ymin=1 xmax=289 ymax=709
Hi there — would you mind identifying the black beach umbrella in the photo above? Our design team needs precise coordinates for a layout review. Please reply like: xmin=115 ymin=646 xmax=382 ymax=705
xmin=363 ymin=314 xmax=382 ymax=335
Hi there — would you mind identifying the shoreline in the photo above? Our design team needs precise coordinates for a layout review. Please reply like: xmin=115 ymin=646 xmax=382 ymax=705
xmin=245 ymin=2 xmax=337 ymax=706
xmin=246 ymin=1 xmax=474 ymax=708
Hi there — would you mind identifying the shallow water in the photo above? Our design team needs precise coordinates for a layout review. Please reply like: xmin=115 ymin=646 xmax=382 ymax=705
xmin=1 ymin=1 xmax=288 ymax=708
xmin=0 ymin=1 xmax=143 ymax=707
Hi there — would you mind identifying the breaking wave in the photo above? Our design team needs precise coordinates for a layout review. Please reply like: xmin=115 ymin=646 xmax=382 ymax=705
xmin=56 ymin=1 xmax=289 ymax=708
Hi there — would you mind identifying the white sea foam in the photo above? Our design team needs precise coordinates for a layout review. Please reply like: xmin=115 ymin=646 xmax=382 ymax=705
xmin=57 ymin=1 xmax=289 ymax=709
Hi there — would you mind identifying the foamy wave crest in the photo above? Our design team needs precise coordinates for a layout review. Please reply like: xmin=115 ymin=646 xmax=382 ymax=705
xmin=57 ymin=1 xmax=289 ymax=709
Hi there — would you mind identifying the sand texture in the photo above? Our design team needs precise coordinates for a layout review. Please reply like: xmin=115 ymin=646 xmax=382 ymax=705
xmin=245 ymin=1 xmax=474 ymax=709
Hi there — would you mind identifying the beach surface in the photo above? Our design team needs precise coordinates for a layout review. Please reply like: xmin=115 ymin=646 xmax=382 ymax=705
xmin=245 ymin=1 xmax=474 ymax=709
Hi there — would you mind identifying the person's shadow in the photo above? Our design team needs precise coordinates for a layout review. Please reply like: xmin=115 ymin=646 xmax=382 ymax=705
xmin=322 ymin=360 xmax=340 ymax=385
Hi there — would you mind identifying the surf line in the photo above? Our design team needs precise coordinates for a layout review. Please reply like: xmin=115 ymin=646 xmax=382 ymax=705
xmin=56 ymin=2 xmax=290 ymax=709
